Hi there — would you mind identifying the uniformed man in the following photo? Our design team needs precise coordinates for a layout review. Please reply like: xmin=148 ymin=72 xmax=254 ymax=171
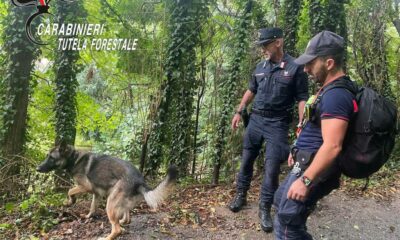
xmin=273 ymin=31 xmax=356 ymax=239
xmin=229 ymin=27 xmax=309 ymax=232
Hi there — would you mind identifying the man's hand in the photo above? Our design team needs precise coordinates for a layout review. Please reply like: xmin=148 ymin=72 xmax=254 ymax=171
xmin=287 ymin=178 xmax=309 ymax=202
xmin=296 ymin=122 xmax=302 ymax=138
xmin=288 ymin=153 xmax=294 ymax=167
xmin=231 ymin=113 xmax=241 ymax=130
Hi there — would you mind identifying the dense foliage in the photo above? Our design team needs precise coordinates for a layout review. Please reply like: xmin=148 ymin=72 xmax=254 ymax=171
xmin=212 ymin=0 xmax=253 ymax=184
xmin=0 ymin=0 xmax=398 ymax=208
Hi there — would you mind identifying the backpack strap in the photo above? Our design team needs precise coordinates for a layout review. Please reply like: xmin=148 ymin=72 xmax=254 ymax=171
xmin=319 ymin=76 xmax=358 ymax=99
xmin=310 ymin=76 xmax=358 ymax=125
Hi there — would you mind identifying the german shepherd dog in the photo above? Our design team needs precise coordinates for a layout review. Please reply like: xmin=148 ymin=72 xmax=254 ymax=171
xmin=37 ymin=143 xmax=177 ymax=240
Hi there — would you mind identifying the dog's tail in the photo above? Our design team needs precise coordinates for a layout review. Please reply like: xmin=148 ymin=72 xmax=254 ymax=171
xmin=140 ymin=165 xmax=178 ymax=209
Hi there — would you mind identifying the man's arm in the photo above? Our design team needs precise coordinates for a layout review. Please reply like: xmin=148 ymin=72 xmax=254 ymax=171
xmin=232 ymin=90 xmax=255 ymax=130
xmin=287 ymin=118 xmax=348 ymax=201
xmin=303 ymin=118 xmax=348 ymax=180
xmin=236 ymin=90 xmax=255 ymax=112
xmin=297 ymin=100 xmax=306 ymax=125
xmin=294 ymin=67 xmax=309 ymax=123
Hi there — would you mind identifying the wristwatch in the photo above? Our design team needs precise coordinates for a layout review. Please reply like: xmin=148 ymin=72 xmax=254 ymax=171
xmin=301 ymin=175 xmax=312 ymax=187
xmin=235 ymin=108 xmax=244 ymax=116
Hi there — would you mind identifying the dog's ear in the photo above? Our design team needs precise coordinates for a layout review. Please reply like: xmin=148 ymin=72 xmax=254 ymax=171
xmin=58 ymin=140 xmax=68 ymax=154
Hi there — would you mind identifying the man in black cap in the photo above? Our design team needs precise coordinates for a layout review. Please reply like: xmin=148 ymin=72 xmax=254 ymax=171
xmin=229 ymin=27 xmax=309 ymax=233
xmin=273 ymin=31 xmax=357 ymax=239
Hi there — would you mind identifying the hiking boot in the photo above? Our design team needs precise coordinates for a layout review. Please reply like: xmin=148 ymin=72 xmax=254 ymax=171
xmin=259 ymin=202 xmax=273 ymax=232
xmin=228 ymin=191 xmax=247 ymax=213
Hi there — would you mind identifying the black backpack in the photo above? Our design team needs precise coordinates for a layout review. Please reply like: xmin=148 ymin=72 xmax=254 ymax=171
xmin=315 ymin=77 xmax=398 ymax=179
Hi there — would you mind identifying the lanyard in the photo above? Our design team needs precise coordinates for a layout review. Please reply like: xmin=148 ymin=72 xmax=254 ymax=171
xmin=296 ymin=87 xmax=323 ymax=136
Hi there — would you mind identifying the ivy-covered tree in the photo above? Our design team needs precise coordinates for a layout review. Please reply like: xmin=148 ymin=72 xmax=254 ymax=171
xmin=309 ymin=0 xmax=325 ymax=35
xmin=308 ymin=0 xmax=347 ymax=43
xmin=212 ymin=0 xmax=253 ymax=185
xmin=282 ymin=0 xmax=303 ymax=56
xmin=308 ymin=0 xmax=347 ymax=39
xmin=0 ymin=5 xmax=38 ymax=176
xmin=324 ymin=0 xmax=348 ymax=68
xmin=168 ymin=1 xmax=209 ymax=174
xmin=308 ymin=0 xmax=348 ymax=78
xmin=146 ymin=0 xmax=209 ymax=176
xmin=350 ymin=0 xmax=395 ymax=100
xmin=53 ymin=1 xmax=87 ymax=145
xmin=324 ymin=0 xmax=347 ymax=32
xmin=392 ymin=0 xmax=400 ymax=34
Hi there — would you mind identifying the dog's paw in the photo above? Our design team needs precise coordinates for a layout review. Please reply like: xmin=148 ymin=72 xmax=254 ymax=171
xmin=64 ymin=197 xmax=76 ymax=206
xmin=119 ymin=220 xmax=131 ymax=225
xmin=81 ymin=214 xmax=97 ymax=222
xmin=84 ymin=212 xmax=94 ymax=219
xmin=119 ymin=218 xmax=131 ymax=225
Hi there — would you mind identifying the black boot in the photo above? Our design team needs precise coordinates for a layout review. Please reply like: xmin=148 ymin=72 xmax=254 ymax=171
xmin=259 ymin=202 xmax=273 ymax=232
xmin=228 ymin=191 xmax=247 ymax=213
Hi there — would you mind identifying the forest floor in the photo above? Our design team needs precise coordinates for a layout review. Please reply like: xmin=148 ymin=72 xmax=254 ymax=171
xmin=1 ymin=169 xmax=400 ymax=240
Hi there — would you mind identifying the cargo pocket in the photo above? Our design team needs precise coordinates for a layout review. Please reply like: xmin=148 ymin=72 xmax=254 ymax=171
xmin=277 ymin=193 xmax=307 ymax=226
xmin=276 ymin=174 xmax=308 ymax=226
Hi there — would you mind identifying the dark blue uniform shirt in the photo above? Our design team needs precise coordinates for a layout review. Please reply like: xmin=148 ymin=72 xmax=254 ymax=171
xmin=248 ymin=54 xmax=308 ymax=113
xmin=296 ymin=87 xmax=355 ymax=152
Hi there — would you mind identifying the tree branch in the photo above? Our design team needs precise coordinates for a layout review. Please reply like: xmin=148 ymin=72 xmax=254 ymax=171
xmin=393 ymin=0 xmax=400 ymax=35
xmin=103 ymin=0 xmax=135 ymax=33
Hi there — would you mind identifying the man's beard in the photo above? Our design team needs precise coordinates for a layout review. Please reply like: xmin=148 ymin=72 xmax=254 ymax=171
xmin=313 ymin=66 xmax=328 ymax=85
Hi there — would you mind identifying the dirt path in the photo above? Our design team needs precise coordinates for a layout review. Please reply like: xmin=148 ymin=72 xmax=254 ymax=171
xmin=42 ymin=183 xmax=400 ymax=240
xmin=307 ymin=189 xmax=400 ymax=240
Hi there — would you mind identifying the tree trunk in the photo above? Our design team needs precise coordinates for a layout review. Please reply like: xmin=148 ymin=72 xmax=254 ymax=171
xmin=146 ymin=1 xmax=209 ymax=177
xmin=309 ymin=0 xmax=325 ymax=35
xmin=325 ymin=0 xmax=348 ymax=70
xmin=1 ymin=6 xmax=38 ymax=177
xmin=53 ymin=1 xmax=87 ymax=188
xmin=192 ymin=41 xmax=206 ymax=176
xmin=392 ymin=0 xmax=400 ymax=35
xmin=282 ymin=0 xmax=303 ymax=56
xmin=351 ymin=0 xmax=394 ymax=100
xmin=139 ymin=128 xmax=149 ymax=173
xmin=54 ymin=2 xmax=85 ymax=145
xmin=212 ymin=0 xmax=253 ymax=185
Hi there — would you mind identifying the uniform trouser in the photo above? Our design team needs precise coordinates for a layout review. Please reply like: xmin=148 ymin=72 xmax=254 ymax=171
xmin=273 ymin=169 xmax=341 ymax=240
xmin=236 ymin=113 xmax=290 ymax=204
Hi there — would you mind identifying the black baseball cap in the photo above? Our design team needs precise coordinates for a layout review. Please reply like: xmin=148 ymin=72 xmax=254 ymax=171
xmin=255 ymin=27 xmax=283 ymax=45
xmin=295 ymin=31 xmax=344 ymax=65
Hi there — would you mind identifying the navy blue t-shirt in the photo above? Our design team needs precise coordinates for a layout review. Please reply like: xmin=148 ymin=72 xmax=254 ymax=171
xmin=296 ymin=87 xmax=355 ymax=152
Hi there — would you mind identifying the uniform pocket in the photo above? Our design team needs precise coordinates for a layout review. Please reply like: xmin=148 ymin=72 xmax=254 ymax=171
xmin=255 ymin=74 xmax=266 ymax=92
xmin=274 ymin=78 xmax=290 ymax=96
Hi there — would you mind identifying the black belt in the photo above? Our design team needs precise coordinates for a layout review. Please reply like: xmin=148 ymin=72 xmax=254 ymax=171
xmin=251 ymin=108 xmax=289 ymax=118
